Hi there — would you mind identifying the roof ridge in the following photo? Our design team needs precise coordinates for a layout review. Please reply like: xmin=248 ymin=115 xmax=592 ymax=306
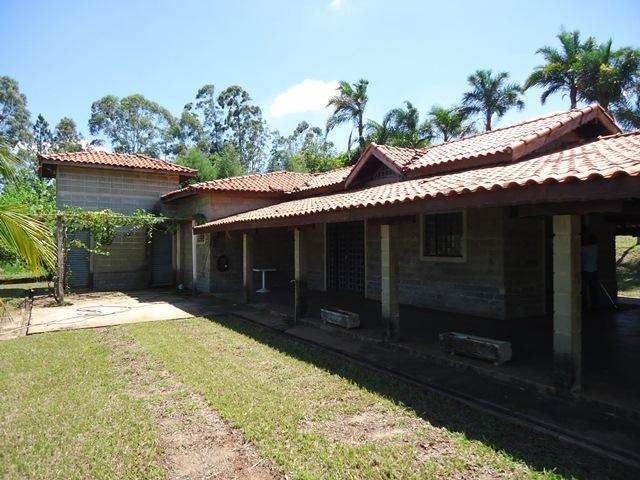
xmin=421 ymin=103 xmax=600 ymax=151
xmin=598 ymin=130 xmax=640 ymax=140
xmin=189 ymin=169 xmax=314 ymax=188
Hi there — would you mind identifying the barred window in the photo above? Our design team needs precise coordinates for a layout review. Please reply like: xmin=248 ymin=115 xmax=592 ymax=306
xmin=422 ymin=212 xmax=464 ymax=258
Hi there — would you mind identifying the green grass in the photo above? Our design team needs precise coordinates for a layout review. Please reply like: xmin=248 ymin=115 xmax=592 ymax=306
xmin=0 ymin=329 xmax=164 ymax=480
xmin=0 ymin=316 xmax=631 ymax=479
xmin=616 ymin=235 xmax=640 ymax=297
xmin=0 ymin=259 xmax=38 ymax=281
xmin=123 ymin=317 xmax=627 ymax=480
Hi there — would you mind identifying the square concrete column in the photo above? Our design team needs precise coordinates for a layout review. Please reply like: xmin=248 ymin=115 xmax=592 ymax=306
xmin=294 ymin=227 xmax=306 ymax=322
xmin=243 ymin=233 xmax=254 ymax=303
xmin=380 ymin=224 xmax=399 ymax=341
xmin=553 ymin=215 xmax=582 ymax=391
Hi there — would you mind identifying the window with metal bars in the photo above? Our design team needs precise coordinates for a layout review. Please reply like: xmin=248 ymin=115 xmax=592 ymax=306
xmin=422 ymin=212 xmax=464 ymax=258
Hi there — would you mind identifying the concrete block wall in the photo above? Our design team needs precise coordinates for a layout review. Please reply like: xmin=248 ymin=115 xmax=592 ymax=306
xmin=503 ymin=214 xmax=546 ymax=318
xmin=56 ymin=166 xmax=181 ymax=291
xmin=302 ymin=224 xmax=326 ymax=291
xmin=252 ymin=228 xmax=294 ymax=290
xmin=57 ymin=166 xmax=180 ymax=214
xmin=585 ymin=213 xmax=618 ymax=303
xmin=209 ymin=232 xmax=243 ymax=293
xmin=365 ymin=208 xmax=507 ymax=319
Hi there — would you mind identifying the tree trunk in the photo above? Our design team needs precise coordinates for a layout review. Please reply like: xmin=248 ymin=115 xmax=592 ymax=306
xmin=570 ymin=87 xmax=577 ymax=109
xmin=55 ymin=215 xmax=65 ymax=305
xmin=485 ymin=111 xmax=492 ymax=131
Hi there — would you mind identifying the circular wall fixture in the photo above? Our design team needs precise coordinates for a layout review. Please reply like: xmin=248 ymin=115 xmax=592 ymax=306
xmin=216 ymin=254 xmax=230 ymax=272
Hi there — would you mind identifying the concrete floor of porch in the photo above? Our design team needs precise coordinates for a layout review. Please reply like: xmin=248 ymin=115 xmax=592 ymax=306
xmin=215 ymin=287 xmax=640 ymax=417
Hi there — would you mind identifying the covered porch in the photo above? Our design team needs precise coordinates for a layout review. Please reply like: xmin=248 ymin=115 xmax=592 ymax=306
xmin=217 ymin=285 xmax=640 ymax=415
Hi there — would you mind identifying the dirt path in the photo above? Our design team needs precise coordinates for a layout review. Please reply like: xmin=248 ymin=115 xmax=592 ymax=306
xmin=99 ymin=327 xmax=280 ymax=480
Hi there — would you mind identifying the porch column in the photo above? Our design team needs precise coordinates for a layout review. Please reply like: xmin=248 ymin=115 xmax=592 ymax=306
xmin=553 ymin=215 xmax=582 ymax=391
xmin=175 ymin=223 xmax=181 ymax=285
xmin=380 ymin=223 xmax=399 ymax=340
xmin=191 ymin=220 xmax=198 ymax=292
xmin=243 ymin=232 xmax=254 ymax=303
xmin=294 ymin=227 xmax=306 ymax=322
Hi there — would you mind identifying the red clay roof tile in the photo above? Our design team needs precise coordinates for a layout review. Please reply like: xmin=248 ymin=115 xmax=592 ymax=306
xmin=196 ymin=131 xmax=640 ymax=231
xmin=345 ymin=104 xmax=619 ymax=186
xmin=161 ymin=170 xmax=317 ymax=200
xmin=38 ymin=151 xmax=196 ymax=176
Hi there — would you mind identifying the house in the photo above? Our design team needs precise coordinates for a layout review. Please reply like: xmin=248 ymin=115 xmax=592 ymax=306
xmin=38 ymin=151 xmax=196 ymax=290
xmin=39 ymin=104 xmax=640 ymax=398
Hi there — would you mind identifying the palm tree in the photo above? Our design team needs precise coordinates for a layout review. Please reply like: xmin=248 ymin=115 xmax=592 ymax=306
xmin=614 ymin=85 xmax=640 ymax=130
xmin=365 ymin=111 xmax=395 ymax=145
xmin=462 ymin=69 xmax=525 ymax=131
xmin=577 ymin=40 xmax=640 ymax=109
xmin=326 ymin=79 xmax=369 ymax=150
xmin=429 ymin=106 xmax=476 ymax=142
xmin=524 ymin=30 xmax=596 ymax=109
xmin=385 ymin=101 xmax=433 ymax=148
xmin=0 ymin=145 xmax=55 ymax=274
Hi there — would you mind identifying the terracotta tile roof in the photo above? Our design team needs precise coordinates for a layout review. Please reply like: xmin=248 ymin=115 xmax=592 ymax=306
xmin=162 ymin=170 xmax=316 ymax=200
xmin=290 ymin=166 xmax=353 ymax=194
xmin=38 ymin=151 xmax=196 ymax=176
xmin=346 ymin=104 xmax=619 ymax=185
xmin=196 ymin=131 xmax=640 ymax=231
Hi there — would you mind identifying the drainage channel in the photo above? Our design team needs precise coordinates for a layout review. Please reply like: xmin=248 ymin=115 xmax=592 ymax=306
xmin=222 ymin=308 xmax=640 ymax=472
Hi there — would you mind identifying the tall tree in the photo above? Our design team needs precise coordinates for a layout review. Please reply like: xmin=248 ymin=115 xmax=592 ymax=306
xmin=385 ymin=101 xmax=432 ymax=148
xmin=462 ymin=69 xmax=524 ymax=131
xmin=429 ymin=106 xmax=476 ymax=142
xmin=88 ymin=94 xmax=178 ymax=156
xmin=614 ymin=84 xmax=640 ymax=130
xmin=33 ymin=114 xmax=52 ymax=153
xmin=577 ymin=40 xmax=640 ymax=109
xmin=178 ymin=85 xmax=268 ymax=171
xmin=216 ymin=86 xmax=268 ymax=172
xmin=326 ymin=79 xmax=369 ymax=150
xmin=365 ymin=112 xmax=395 ymax=145
xmin=53 ymin=117 xmax=83 ymax=152
xmin=524 ymin=30 xmax=596 ymax=109
xmin=269 ymin=121 xmax=340 ymax=173
xmin=0 ymin=76 xmax=32 ymax=146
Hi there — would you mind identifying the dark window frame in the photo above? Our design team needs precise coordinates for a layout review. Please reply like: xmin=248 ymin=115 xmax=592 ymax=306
xmin=420 ymin=211 xmax=467 ymax=262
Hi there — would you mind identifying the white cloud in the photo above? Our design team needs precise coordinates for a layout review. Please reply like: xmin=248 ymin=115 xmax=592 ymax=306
xmin=269 ymin=79 xmax=339 ymax=118
xmin=329 ymin=0 xmax=344 ymax=9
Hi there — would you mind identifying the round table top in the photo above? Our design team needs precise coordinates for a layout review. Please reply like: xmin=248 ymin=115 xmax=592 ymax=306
xmin=253 ymin=268 xmax=276 ymax=272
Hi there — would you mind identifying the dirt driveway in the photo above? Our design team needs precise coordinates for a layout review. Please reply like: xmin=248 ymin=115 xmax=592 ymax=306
xmin=28 ymin=290 xmax=205 ymax=334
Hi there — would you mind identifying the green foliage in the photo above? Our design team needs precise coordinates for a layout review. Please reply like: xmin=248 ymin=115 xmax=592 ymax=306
xmin=384 ymin=101 xmax=433 ymax=148
xmin=176 ymin=147 xmax=219 ymax=183
xmin=0 ymin=146 xmax=55 ymax=274
xmin=326 ymin=79 xmax=369 ymax=151
xmin=0 ymin=168 xmax=56 ymax=217
xmin=33 ymin=114 xmax=52 ymax=154
xmin=429 ymin=106 xmax=476 ymax=142
xmin=462 ymin=69 xmax=524 ymax=131
xmin=211 ymin=143 xmax=246 ymax=179
xmin=60 ymin=208 xmax=172 ymax=255
xmin=0 ymin=76 xmax=32 ymax=146
xmin=614 ymin=86 xmax=640 ymax=131
xmin=269 ymin=121 xmax=343 ymax=173
xmin=577 ymin=41 xmax=640 ymax=109
xmin=53 ymin=117 xmax=83 ymax=152
xmin=524 ymin=30 xmax=596 ymax=109
xmin=178 ymin=85 xmax=268 ymax=172
xmin=88 ymin=94 xmax=178 ymax=156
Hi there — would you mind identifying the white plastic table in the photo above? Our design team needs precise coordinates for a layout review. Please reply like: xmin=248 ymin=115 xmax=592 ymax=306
xmin=253 ymin=268 xmax=276 ymax=293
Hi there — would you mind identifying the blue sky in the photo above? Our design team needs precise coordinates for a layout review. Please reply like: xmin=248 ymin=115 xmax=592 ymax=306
xmin=2 ymin=0 xmax=639 ymax=152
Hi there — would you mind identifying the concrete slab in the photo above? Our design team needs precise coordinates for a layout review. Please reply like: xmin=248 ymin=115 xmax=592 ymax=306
xmin=28 ymin=291 xmax=195 ymax=334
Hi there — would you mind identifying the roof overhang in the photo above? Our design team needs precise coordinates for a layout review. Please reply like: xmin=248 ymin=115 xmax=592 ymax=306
xmin=38 ymin=158 xmax=196 ymax=179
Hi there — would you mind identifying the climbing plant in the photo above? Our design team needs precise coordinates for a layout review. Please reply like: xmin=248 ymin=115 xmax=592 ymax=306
xmin=58 ymin=207 xmax=175 ymax=254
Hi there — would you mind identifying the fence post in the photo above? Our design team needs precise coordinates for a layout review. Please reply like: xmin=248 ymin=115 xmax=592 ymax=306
xmin=55 ymin=214 xmax=65 ymax=305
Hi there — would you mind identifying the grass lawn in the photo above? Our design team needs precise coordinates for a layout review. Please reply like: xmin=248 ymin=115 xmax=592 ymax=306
xmin=617 ymin=235 xmax=640 ymax=297
xmin=0 ymin=316 xmax=631 ymax=479
xmin=0 ymin=329 xmax=164 ymax=480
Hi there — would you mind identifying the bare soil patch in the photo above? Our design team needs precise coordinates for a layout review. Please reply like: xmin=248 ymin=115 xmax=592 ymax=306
xmin=99 ymin=327 xmax=280 ymax=480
